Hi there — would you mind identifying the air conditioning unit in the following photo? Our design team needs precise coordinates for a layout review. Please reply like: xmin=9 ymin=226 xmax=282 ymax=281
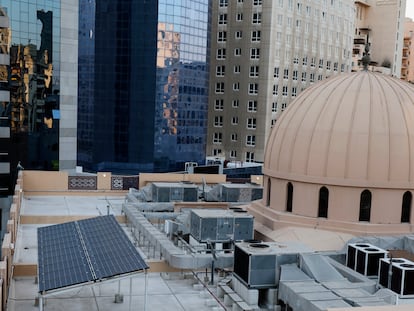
xmin=379 ymin=258 xmax=414 ymax=297
xmin=346 ymin=243 xmax=387 ymax=277
xmin=189 ymin=209 xmax=254 ymax=243
xmin=233 ymin=241 xmax=310 ymax=289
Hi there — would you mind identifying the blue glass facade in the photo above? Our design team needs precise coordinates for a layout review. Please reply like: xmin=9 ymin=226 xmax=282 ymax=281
xmin=78 ymin=0 xmax=211 ymax=173
xmin=0 ymin=0 xmax=61 ymax=172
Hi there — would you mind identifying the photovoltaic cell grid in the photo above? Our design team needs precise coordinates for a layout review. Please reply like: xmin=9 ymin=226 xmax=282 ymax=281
xmin=38 ymin=215 xmax=148 ymax=293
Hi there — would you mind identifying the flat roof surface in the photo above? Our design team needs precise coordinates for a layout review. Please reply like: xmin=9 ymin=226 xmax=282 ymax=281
xmin=8 ymin=274 xmax=216 ymax=311
xmin=10 ymin=194 xmax=218 ymax=311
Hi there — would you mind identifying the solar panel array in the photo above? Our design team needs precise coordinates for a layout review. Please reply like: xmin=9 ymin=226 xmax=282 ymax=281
xmin=38 ymin=215 xmax=148 ymax=293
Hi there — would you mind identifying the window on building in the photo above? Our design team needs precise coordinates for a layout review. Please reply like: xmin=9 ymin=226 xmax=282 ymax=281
xmin=214 ymin=116 xmax=223 ymax=127
xmin=246 ymin=135 xmax=256 ymax=146
xmin=232 ymin=116 xmax=239 ymax=124
xmin=251 ymin=30 xmax=261 ymax=42
xmin=272 ymin=102 xmax=277 ymax=112
xmin=212 ymin=148 xmax=222 ymax=156
xmin=217 ymin=48 xmax=226 ymax=59
xmin=293 ymin=57 xmax=299 ymax=64
xmin=250 ymin=66 xmax=259 ymax=77
xmin=233 ymin=82 xmax=240 ymax=91
xmin=318 ymin=187 xmax=329 ymax=218
xmin=293 ymin=70 xmax=298 ymax=80
xmin=334 ymin=62 xmax=338 ymax=71
xmin=235 ymin=31 xmax=242 ymax=39
xmin=245 ymin=151 xmax=255 ymax=162
xmin=359 ymin=190 xmax=372 ymax=222
xmin=292 ymin=87 xmax=297 ymax=97
xmin=214 ymin=99 xmax=224 ymax=110
xmin=250 ymin=48 xmax=260 ymax=59
xmin=219 ymin=0 xmax=228 ymax=7
xmin=401 ymin=191 xmax=412 ymax=223
xmin=216 ymin=65 xmax=225 ymax=77
xmin=249 ymin=83 xmax=259 ymax=94
xmin=281 ymin=102 xmax=287 ymax=111
xmin=218 ymin=13 xmax=227 ymax=25
xmin=230 ymin=150 xmax=237 ymax=158
xmin=248 ymin=100 xmax=257 ymax=112
xmin=302 ymin=56 xmax=308 ymax=66
xmin=235 ymin=48 xmax=242 ymax=56
xmin=273 ymin=84 xmax=278 ymax=95
xmin=326 ymin=61 xmax=331 ymax=70
xmin=247 ymin=118 xmax=256 ymax=129
xmin=253 ymin=0 xmax=262 ymax=5
xmin=274 ymin=67 xmax=279 ymax=78
xmin=231 ymin=133 xmax=238 ymax=141
xmin=232 ymin=99 xmax=240 ymax=108
xmin=301 ymin=72 xmax=307 ymax=82
xmin=252 ymin=12 xmax=261 ymax=24
xmin=236 ymin=13 xmax=243 ymax=21
xmin=310 ymin=73 xmax=315 ymax=83
xmin=286 ymin=182 xmax=293 ymax=212
xmin=234 ymin=65 xmax=241 ymax=73
xmin=217 ymin=31 xmax=227 ymax=42
xmin=213 ymin=132 xmax=223 ymax=143
xmin=282 ymin=85 xmax=288 ymax=96
xmin=319 ymin=59 xmax=324 ymax=68
xmin=311 ymin=57 xmax=315 ymax=67
xmin=266 ymin=178 xmax=271 ymax=206
xmin=283 ymin=68 xmax=289 ymax=79
xmin=215 ymin=82 xmax=224 ymax=93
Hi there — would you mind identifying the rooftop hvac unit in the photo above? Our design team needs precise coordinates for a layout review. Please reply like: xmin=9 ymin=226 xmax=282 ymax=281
xmin=379 ymin=258 xmax=414 ymax=297
xmin=233 ymin=241 xmax=310 ymax=289
xmin=346 ymin=243 xmax=387 ymax=277
xmin=151 ymin=182 xmax=198 ymax=202
xmin=189 ymin=209 xmax=253 ymax=243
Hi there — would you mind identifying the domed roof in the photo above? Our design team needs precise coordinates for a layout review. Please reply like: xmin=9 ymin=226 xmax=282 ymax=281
xmin=264 ymin=71 xmax=414 ymax=188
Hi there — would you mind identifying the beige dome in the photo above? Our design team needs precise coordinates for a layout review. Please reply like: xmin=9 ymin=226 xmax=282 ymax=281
xmin=264 ymin=71 xmax=414 ymax=189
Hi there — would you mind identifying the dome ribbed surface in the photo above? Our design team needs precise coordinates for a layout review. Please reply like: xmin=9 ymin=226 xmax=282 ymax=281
xmin=264 ymin=71 xmax=414 ymax=188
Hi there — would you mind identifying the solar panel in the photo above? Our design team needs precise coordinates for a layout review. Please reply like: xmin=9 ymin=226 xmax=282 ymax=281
xmin=38 ymin=215 xmax=148 ymax=293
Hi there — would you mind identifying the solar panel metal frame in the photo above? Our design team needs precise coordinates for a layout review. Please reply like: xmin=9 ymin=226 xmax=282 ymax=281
xmin=38 ymin=215 xmax=148 ymax=293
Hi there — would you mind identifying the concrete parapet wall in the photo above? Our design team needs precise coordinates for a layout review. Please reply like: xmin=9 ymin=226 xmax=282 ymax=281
xmin=139 ymin=173 xmax=226 ymax=188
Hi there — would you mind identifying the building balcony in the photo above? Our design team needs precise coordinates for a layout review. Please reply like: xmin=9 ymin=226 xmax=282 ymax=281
xmin=355 ymin=0 xmax=371 ymax=6
xmin=354 ymin=38 xmax=366 ymax=45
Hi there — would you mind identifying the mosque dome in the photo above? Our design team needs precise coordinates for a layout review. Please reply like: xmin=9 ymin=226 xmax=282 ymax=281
xmin=249 ymin=71 xmax=414 ymax=235
xmin=264 ymin=71 xmax=414 ymax=189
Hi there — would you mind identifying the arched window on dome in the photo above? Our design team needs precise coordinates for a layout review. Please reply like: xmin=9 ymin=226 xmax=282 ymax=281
xmin=401 ymin=191 xmax=412 ymax=223
xmin=359 ymin=190 xmax=371 ymax=222
xmin=318 ymin=186 xmax=329 ymax=218
xmin=286 ymin=182 xmax=293 ymax=212
xmin=266 ymin=178 xmax=271 ymax=207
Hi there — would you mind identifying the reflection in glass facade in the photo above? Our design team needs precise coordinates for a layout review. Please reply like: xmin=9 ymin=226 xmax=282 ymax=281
xmin=0 ymin=0 xmax=61 ymax=171
xmin=78 ymin=0 xmax=211 ymax=173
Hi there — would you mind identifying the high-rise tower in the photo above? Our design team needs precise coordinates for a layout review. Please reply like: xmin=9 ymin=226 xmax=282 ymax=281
xmin=0 ymin=0 xmax=78 ymax=193
xmin=207 ymin=0 xmax=355 ymax=164
xmin=78 ymin=0 xmax=211 ymax=173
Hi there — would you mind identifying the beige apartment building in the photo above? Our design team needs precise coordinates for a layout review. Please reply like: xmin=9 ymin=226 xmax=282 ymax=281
xmin=207 ymin=0 xmax=406 ymax=164
xmin=402 ymin=17 xmax=414 ymax=82
xmin=207 ymin=0 xmax=355 ymax=163
xmin=353 ymin=0 xmax=405 ymax=75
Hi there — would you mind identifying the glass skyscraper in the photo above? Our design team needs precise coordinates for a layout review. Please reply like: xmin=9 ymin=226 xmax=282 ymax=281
xmin=0 ymin=0 xmax=78 ymax=185
xmin=78 ymin=0 xmax=211 ymax=173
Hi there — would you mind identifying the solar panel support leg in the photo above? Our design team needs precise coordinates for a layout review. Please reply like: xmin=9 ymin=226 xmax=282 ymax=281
xmin=129 ymin=277 xmax=133 ymax=311
xmin=39 ymin=295 xmax=43 ymax=311
xmin=144 ymin=270 xmax=148 ymax=311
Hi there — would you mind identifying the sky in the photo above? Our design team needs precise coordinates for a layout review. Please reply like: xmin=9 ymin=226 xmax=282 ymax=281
xmin=407 ymin=1 xmax=414 ymax=19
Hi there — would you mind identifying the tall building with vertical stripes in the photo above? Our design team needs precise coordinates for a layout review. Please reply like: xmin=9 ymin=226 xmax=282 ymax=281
xmin=207 ymin=0 xmax=355 ymax=164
